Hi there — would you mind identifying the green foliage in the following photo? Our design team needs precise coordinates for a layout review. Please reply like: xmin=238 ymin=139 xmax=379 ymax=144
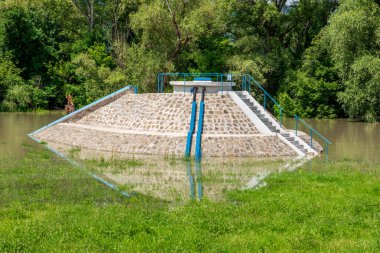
xmin=65 ymin=43 xmax=128 ymax=107
xmin=2 ymin=84 xmax=32 ymax=111
xmin=292 ymin=0 xmax=380 ymax=121
xmin=0 ymin=0 xmax=377 ymax=122
xmin=0 ymin=56 xmax=25 ymax=102
xmin=279 ymin=38 xmax=341 ymax=118
xmin=338 ymin=55 xmax=380 ymax=122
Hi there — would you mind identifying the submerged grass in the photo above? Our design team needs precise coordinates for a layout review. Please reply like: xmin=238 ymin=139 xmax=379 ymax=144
xmin=0 ymin=148 xmax=379 ymax=252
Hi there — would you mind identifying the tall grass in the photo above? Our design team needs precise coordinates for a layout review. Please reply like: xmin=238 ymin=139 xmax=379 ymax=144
xmin=0 ymin=147 xmax=379 ymax=252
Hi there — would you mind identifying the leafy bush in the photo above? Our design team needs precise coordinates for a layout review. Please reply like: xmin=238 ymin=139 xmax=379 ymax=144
xmin=2 ymin=85 xmax=32 ymax=111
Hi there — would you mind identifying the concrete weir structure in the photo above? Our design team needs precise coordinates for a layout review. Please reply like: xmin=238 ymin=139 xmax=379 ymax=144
xmin=31 ymin=79 xmax=321 ymax=158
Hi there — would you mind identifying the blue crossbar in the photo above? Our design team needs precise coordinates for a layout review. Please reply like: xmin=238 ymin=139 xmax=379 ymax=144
xmin=194 ymin=77 xmax=212 ymax=81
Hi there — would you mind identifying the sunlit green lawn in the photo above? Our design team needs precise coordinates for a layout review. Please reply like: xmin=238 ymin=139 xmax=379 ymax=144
xmin=1 ymin=146 xmax=379 ymax=252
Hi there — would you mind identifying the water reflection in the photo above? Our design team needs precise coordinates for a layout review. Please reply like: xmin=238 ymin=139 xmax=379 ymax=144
xmin=1 ymin=113 xmax=379 ymax=202
xmin=46 ymin=142 xmax=292 ymax=202
xmin=187 ymin=161 xmax=203 ymax=201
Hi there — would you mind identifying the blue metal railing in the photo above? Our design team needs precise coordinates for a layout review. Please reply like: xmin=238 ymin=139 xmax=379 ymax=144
xmin=157 ymin=72 xmax=244 ymax=94
xmin=156 ymin=72 xmax=332 ymax=160
xmin=295 ymin=115 xmax=332 ymax=160
xmin=245 ymin=75 xmax=284 ymax=127
xmin=245 ymin=74 xmax=332 ymax=160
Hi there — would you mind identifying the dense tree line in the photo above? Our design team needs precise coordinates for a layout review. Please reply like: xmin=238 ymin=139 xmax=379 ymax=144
xmin=0 ymin=0 xmax=378 ymax=121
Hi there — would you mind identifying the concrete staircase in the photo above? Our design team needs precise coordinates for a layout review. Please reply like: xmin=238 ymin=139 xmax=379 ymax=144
xmin=235 ymin=91 xmax=316 ymax=156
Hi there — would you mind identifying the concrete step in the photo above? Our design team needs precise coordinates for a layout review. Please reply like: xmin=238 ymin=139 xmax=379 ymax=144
xmin=269 ymin=126 xmax=279 ymax=132
xmin=258 ymin=114 xmax=267 ymax=119
xmin=252 ymin=109 xmax=261 ymax=114
xmin=286 ymin=137 xmax=294 ymax=141
xmin=248 ymin=106 xmax=258 ymax=111
xmin=281 ymin=132 xmax=290 ymax=138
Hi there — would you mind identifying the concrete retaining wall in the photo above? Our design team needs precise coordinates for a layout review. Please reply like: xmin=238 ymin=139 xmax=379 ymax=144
xmin=33 ymin=92 xmax=297 ymax=157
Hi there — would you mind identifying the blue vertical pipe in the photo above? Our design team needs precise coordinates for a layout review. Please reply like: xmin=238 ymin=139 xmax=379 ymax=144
xmin=185 ymin=102 xmax=197 ymax=156
xmin=195 ymin=88 xmax=206 ymax=162
xmin=185 ymin=87 xmax=198 ymax=157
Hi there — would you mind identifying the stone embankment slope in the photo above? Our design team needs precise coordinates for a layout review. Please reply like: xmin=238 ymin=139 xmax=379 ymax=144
xmin=33 ymin=92 xmax=297 ymax=157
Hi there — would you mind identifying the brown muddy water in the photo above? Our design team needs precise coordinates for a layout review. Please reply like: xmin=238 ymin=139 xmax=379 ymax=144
xmin=1 ymin=112 xmax=379 ymax=202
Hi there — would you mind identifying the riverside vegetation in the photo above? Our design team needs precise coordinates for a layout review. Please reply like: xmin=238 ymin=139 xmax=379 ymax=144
xmin=1 ymin=145 xmax=379 ymax=252
xmin=0 ymin=0 xmax=379 ymax=121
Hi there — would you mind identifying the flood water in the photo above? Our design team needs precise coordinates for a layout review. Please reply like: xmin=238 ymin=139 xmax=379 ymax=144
xmin=282 ymin=118 xmax=380 ymax=162
xmin=0 ymin=112 xmax=379 ymax=202
xmin=1 ymin=112 xmax=378 ymax=162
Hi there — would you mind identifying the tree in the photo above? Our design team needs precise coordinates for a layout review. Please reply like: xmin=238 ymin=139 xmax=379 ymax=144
xmin=338 ymin=55 xmax=380 ymax=122
xmin=289 ymin=0 xmax=380 ymax=121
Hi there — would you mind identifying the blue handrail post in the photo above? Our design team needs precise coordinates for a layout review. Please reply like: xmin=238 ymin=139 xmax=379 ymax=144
xmin=159 ymin=74 xmax=163 ymax=93
xmin=280 ymin=109 xmax=283 ymax=128
xmin=295 ymin=115 xmax=299 ymax=136
xmin=157 ymin=74 xmax=159 ymax=93
xmin=264 ymin=94 xmax=267 ymax=111
xmin=183 ymin=73 xmax=186 ymax=94
xmin=325 ymin=143 xmax=329 ymax=162
xmin=229 ymin=74 xmax=232 ymax=91
xmin=248 ymin=77 xmax=251 ymax=93
xmin=220 ymin=74 xmax=223 ymax=94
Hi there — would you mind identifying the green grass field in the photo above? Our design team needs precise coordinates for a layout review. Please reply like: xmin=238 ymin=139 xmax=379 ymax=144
xmin=1 ymin=146 xmax=379 ymax=252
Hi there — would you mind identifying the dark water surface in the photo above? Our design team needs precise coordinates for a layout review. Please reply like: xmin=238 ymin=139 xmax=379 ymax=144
xmin=0 ymin=112 xmax=379 ymax=162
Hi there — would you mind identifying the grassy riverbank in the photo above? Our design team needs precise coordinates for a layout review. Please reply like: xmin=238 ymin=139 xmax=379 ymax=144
xmin=1 ymin=147 xmax=379 ymax=252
